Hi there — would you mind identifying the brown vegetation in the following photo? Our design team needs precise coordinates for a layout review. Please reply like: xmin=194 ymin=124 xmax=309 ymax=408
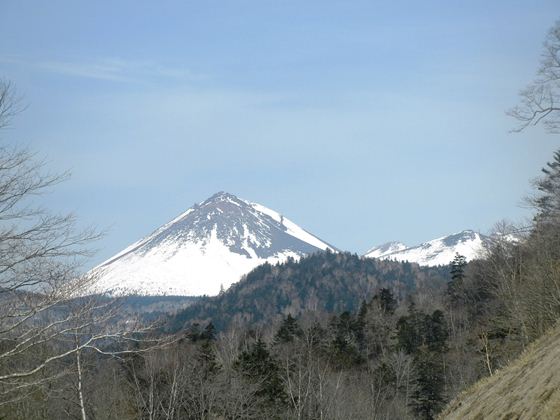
xmin=440 ymin=322 xmax=560 ymax=419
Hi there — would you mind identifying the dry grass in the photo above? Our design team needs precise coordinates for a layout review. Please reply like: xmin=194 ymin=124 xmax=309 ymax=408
xmin=440 ymin=322 xmax=560 ymax=420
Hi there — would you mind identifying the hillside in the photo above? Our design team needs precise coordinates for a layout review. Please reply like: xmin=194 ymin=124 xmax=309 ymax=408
xmin=440 ymin=322 xmax=560 ymax=419
xmin=168 ymin=251 xmax=448 ymax=331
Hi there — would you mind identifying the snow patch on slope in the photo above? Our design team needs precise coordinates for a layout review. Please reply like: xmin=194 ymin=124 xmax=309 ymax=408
xmin=249 ymin=201 xmax=336 ymax=252
xmin=365 ymin=242 xmax=407 ymax=259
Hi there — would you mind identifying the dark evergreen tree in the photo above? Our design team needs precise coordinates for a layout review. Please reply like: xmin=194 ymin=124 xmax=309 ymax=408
xmin=396 ymin=304 xmax=424 ymax=354
xmin=534 ymin=150 xmax=560 ymax=221
xmin=410 ymin=349 xmax=446 ymax=420
xmin=426 ymin=310 xmax=449 ymax=353
xmin=329 ymin=312 xmax=365 ymax=368
xmin=397 ymin=306 xmax=449 ymax=419
xmin=448 ymin=253 xmax=467 ymax=303
xmin=194 ymin=322 xmax=218 ymax=377
xmin=186 ymin=322 xmax=202 ymax=341
xmin=376 ymin=288 xmax=398 ymax=315
xmin=234 ymin=339 xmax=286 ymax=405
xmin=274 ymin=314 xmax=303 ymax=343
xmin=200 ymin=321 xmax=216 ymax=341
xmin=196 ymin=339 xmax=221 ymax=379
xmin=357 ymin=300 xmax=368 ymax=320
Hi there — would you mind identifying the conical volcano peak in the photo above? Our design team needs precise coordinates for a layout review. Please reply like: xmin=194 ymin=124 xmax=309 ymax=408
xmin=93 ymin=193 xmax=334 ymax=296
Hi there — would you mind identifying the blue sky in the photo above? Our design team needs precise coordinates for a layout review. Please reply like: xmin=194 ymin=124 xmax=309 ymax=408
xmin=1 ymin=1 xmax=559 ymax=267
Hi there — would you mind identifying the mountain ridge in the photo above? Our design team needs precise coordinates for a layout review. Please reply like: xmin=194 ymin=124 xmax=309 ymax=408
xmin=364 ymin=230 xmax=490 ymax=266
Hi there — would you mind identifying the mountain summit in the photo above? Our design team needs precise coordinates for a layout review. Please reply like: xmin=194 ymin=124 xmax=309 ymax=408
xmin=364 ymin=230 xmax=489 ymax=266
xmin=93 ymin=192 xmax=335 ymax=296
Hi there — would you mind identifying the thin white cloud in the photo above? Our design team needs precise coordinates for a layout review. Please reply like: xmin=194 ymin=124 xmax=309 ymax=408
xmin=40 ymin=59 xmax=131 ymax=81
xmin=1 ymin=56 xmax=207 ymax=83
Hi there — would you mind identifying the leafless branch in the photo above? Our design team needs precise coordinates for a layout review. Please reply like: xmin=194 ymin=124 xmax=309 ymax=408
xmin=508 ymin=20 xmax=560 ymax=133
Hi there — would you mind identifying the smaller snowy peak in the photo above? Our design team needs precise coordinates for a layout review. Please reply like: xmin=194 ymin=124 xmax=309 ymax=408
xmin=364 ymin=241 xmax=407 ymax=259
xmin=364 ymin=230 xmax=490 ymax=267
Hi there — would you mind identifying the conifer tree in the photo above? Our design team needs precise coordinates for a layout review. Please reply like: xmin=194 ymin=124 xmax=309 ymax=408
xmin=274 ymin=315 xmax=303 ymax=343
xmin=200 ymin=322 xmax=216 ymax=341
xmin=396 ymin=304 xmax=424 ymax=354
xmin=410 ymin=349 xmax=446 ymax=420
xmin=378 ymin=288 xmax=398 ymax=315
xmin=448 ymin=253 xmax=467 ymax=303
xmin=426 ymin=310 xmax=449 ymax=353
xmin=533 ymin=149 xmax=560 ymax=223
xmin=235 ymin=340 xmax=285 ymax=405
xmin=329 ymin=312 xmax=365 ymax=367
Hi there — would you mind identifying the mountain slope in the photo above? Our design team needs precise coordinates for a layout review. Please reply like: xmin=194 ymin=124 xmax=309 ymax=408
xmin=365 ymin=241 xmax=407 ymax=259
xmin=364 ymin=230 xmax=489 ymax=266
xmin=440 ymin=322 xmax=560 ymax=419
xmin=92 ymin=192 xmax=335 ymax=296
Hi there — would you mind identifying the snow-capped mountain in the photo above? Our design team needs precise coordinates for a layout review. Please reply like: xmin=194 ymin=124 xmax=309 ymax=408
xmin=92 ymin=192 xmax=335 ymax=296
xmin=365 ymin=241 xmax=407 ymax=259
xmin=364 ymin=230 xmax=490 ymax=266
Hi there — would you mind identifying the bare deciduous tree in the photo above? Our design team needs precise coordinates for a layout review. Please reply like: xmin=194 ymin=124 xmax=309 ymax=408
xmin=0 ymin=81 xmax=172 ymax=418
xmin=0 ymin=80 xmax=99 ymax=403
xmin=508 ymin=21 xmax=560 ymax=133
